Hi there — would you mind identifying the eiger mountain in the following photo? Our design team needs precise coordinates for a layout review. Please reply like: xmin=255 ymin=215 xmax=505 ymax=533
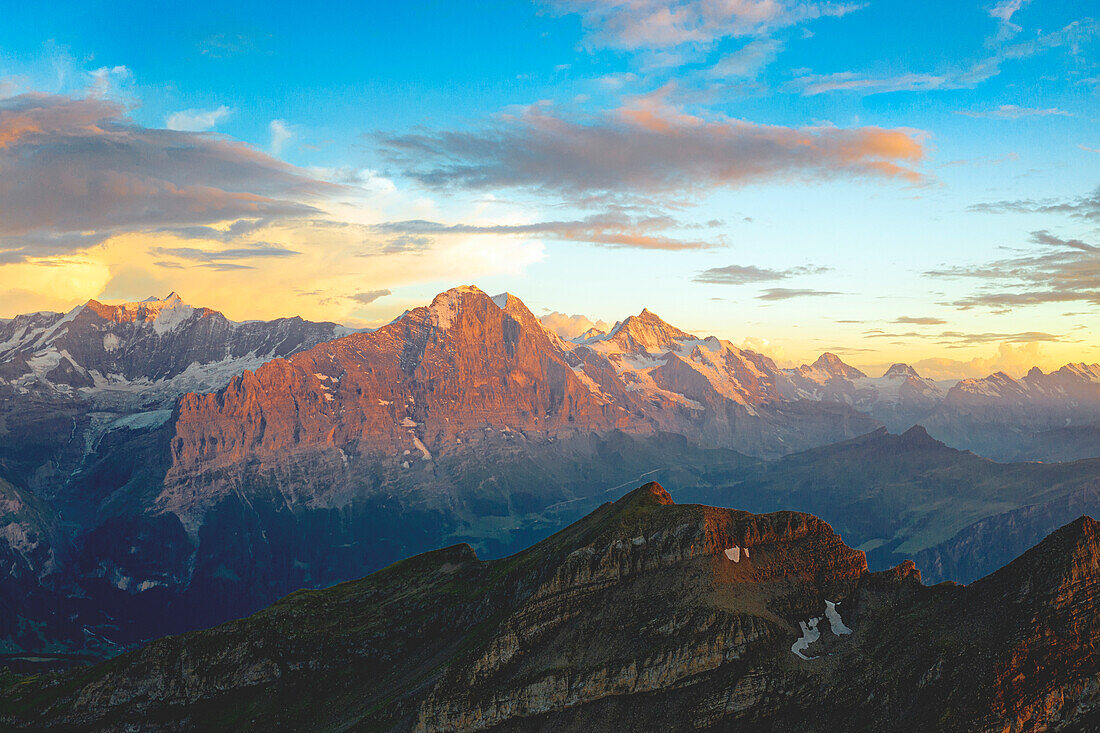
xmin=3 ymin=484 xmax=1097 ymax=732
xmin=3 ymin=285 xmax=1100 ymax=659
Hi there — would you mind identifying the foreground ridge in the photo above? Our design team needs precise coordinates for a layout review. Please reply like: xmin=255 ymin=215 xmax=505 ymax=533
xmin=2 ymin=484 xmax=1097 ymax=732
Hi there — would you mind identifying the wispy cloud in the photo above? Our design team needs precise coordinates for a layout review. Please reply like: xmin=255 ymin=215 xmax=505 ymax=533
xmin=270 ymin=119 xmax=292 ymax=155
xmin=955 ymin=104 xmax=1070 ymax=119
xmin=706 ymin=38 xmax=783 ymax=79
xmin=928 ymin=229 xmax=1100 ymax=309
xmin=968 ymin=186 xmax=1100 ymax=221
xmin=988 ymin=0 xmax=1029 ymax=23
xmin=166 ymin=105 xmax=233 ymax=131
xmin=894 ymin=315 xmax=946 ymax=325
xmin=547 ymin=0 xmax=864 ymax=51
xmin=87 ymin=65 xmax=132 ymax=98
xmin=865 ymin=328 xmax=1065 ymax=345
xmin=150 ymin=243 xmax=301 ymax=263
xmin=788 ymin=19 xmax=1098 ymax=96
xmin=757 ymin=287 xmax=841 ymax=300
xmin=371 ymin=212 xmax=718 ymax=251
xmin=0 ymin=94 xmax=335 ymax=262
xmin=381 ymin=98 xmax=926 ymax=199
xmin=693 ymin=263 xmax=828 ymax=284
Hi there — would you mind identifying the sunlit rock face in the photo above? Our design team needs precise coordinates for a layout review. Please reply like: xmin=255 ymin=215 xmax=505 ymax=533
xmin=4 ymin=485 xmax=1097 ymax=733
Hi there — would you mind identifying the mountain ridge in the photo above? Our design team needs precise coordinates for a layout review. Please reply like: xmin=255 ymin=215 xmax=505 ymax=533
xmin=2 ymin=485 xmax=1096 ymax=732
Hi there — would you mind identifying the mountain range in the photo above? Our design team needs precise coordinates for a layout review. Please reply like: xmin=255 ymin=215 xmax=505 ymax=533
xmin=2 ymin=286 xmax=1100 ymax=658
xmin=3 ymin=483 xmax=1097 ymax=732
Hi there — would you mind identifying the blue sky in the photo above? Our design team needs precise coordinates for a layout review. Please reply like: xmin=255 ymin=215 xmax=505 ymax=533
xmin=0 ymin=0 xmax=1097 ymax=377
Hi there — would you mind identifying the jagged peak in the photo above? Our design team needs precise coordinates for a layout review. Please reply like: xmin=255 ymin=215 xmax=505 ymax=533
xmin=606 ymin=309 xmax=695 ymax=353
xmin=810 ymin=352 xmax=866 ymax=379
xmin=883 ymin=363 xmax=921 ymax=379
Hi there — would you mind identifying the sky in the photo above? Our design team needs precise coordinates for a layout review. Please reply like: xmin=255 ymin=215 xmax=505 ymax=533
xmin=0 ymin=0 xmax=1097 ymax=378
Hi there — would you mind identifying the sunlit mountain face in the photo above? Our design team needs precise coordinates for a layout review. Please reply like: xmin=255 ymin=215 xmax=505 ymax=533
xmin=1 ymin=2 xmax=1098 ymax=730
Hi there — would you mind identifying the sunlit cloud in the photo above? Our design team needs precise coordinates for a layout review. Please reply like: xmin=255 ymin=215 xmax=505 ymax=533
xmin=539 ymin=311 xmax=613 ymax=339
xmin=0 ymin=94 xmax=336 ymax=263
xmin=912 ymin=342 xmax=1050 ymax=380
xmin=351 ymin=289 xmax=391 ymax=304
xmin=382 ymin=98 xmax=926 ymax=198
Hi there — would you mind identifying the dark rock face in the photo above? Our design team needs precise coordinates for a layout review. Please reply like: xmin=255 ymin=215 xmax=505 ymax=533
xmin=2 ymin=486 xmax=1096 ymax=732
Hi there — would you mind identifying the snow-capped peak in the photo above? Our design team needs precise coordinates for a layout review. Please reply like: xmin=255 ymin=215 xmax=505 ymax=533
xmin=606 ymin=308 xmax=695 ymax=354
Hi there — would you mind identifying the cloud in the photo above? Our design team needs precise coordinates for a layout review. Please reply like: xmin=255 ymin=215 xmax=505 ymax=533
xmin=788 ymin=19 xmax=1098 ymax=96
xmin=955 ymin=105 xmax=1070 ymax=119
xmin=150 ymin=243 xmax=301 ymax=263
xmin=912 ymin=342 xmax=1049 ymax=380
xmin=757 ymin=287 xmax=840 ymax=300
xmin=351 ymin=289 xmax=391 ymax=304
xmin=372 ymin=212 xmax=717 ymax=251
xmin=547 ymin=0 xmax=864 ymax=51
xmin=166 ymin=105 xmax=233 ymax=131
xmin=866 ymin=329 xmax=1065 ymax=345
xmin=199 ymin=34 xmax=253 ymax=59
xmin=988 ymin=0 xmax=1028 ymax=23
xmin=693 ymin=263 xmax=828 ymax=284
xmin=893 ymin=315 xmax=946 ymax=325
xmin=707 ymin=38 xmax=783 ymax=79
xmin=540 ymin=311 xmax=613 ymax=339
xmin=270 ymin=119 xmax=292 ymax=154
xmin=928 ymin=229 xmax=1100 ymax=309
xmin=968 ymin=186 xmax=1100 ymax=221
xmin=381 ymin=99 xmax=926 ymax=198
xmin=0 ymin=94 xmax=335 ymax=262
xmin=87 ymin=66 xmax=132 ymax=98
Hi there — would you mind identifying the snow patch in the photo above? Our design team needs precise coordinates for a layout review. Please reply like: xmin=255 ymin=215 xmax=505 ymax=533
xmin=724 ymin=546 xmax=744 ymax=562
xmin=411 ymin=434 xmax=433 ymax=460
xmin=109 ymin=410 xmax=173 ymax=431
xmin=791 ymin=617 xmax=822 ymax=660
xmin=824 ymin=600 xmax=852 ymax=636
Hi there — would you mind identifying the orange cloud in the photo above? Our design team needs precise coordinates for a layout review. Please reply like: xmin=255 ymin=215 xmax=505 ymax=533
xmin=382 ymin=102 xmax=928 ymax=198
